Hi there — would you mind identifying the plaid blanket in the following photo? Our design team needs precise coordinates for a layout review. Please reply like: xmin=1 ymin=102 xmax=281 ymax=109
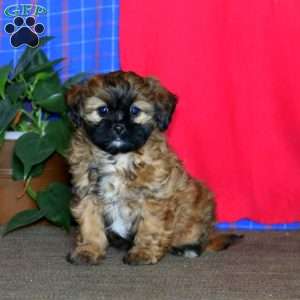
xmin=0 ymin=0 xmax=120 ymax=79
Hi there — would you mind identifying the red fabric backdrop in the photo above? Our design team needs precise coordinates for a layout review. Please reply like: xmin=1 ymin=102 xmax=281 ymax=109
xmin=120 ymin=0 xmax=300 ymax=223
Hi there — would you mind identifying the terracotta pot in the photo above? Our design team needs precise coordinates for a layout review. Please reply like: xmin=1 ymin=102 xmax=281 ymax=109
xmin=0 ymin=137 xmax=70 ymax=224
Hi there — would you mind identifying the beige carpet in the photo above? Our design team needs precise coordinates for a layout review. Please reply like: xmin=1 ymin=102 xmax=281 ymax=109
xmin=0 ymin=226 xmax=299 ymax=300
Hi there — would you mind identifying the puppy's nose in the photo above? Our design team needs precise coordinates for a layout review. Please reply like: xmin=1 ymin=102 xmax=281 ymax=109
xmin=113 ymin=123 xmax=126 ymax=135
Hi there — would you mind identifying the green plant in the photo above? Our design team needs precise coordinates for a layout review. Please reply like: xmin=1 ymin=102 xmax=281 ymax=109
xmin=0 ymin=36 xmax=87 ymax=235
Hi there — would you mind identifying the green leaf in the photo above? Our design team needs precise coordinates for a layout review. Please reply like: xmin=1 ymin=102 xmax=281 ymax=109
xmin=33 ymin=71 xmax=55 ymax=82
xmin=0 ymin=99 xmax=17 ymax=133
xmin=32 ymin=73 xmax=67 ymax=113
xmin=37 ymin=182 xmax=72 ymax=231
xmin=2 ymin=209 xmax=44 ymax=236
xmin=35 ymin=92 xmax=67 ymax=113
xmin=31 ymin=74 xmax=67 ymax=113
xmin=12 ymin=152 xmax=45 ymax=181
xmin=32 ymin=74 xmax=61 ymax=99
xmin=25 ymin=58 xmax=64 ymax=79
xmin=12 ymin=36 xmax=54 ymax=78
xmin=63 ymin=72 xmax=89 ymax=89
xmin=0 ymin=130 xmax=4 ymax=150
xmin=6 ymin=81 xmax=26 ymax=103
xmin=20 ymin=49 xmax=50 ymax=79
xmin=45 ymin=119 xmax=72 ymax=156
xmin=0 ymin=65 xmax=11 ymax=99
xmin=26 ymin=49 xmax=49 ymax=68
xmin=14 ymin=132 xmax=55 ymax=178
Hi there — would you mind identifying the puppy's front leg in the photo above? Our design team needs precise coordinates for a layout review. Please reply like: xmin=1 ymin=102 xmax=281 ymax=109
xmin=123 ymin=200 xmax=174 ymax=265
xmin=67 ymin=195 xmax=108 ymax=265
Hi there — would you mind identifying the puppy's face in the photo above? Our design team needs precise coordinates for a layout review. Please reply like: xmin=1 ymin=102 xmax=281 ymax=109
xmin=66 ymin=71 xmax=177 ymax=154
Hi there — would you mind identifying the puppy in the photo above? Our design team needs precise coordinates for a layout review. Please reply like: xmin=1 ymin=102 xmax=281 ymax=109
xmin=66 ymin=71 xmax=241 ymax=265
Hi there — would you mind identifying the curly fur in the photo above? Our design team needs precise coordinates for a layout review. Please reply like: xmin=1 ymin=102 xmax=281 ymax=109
xmin=65 ymin=71 xmax=242 ymax=265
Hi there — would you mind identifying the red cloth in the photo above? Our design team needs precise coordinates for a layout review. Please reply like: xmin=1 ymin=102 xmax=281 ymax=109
xmin=120 ymin=1 xmax=300 ymax=223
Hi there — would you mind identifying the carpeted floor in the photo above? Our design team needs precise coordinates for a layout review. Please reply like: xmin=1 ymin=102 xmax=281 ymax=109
xmin=0 ymin=226 xmax=299 ymax=300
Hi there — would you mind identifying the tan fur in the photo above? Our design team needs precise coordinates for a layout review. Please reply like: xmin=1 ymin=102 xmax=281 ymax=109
xmin=66 ymin=72 xmax=240 ymax=265
xmin=68 ymin=194 xmax=108 ymax=264
xmin=83 ymin=96 xmax=106 ymax=124
xmin=132 ymin=100 xmax=154 ymax=124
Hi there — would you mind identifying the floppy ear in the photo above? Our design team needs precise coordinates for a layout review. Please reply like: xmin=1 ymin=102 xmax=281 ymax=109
xmin=65 ymin=85 xmax=86 ymax=127
xmin=146 ymin=77 xmax=177 ymax=131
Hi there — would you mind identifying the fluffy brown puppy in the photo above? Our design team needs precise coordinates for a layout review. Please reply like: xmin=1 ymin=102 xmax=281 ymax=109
xmin=66 ymin=71 xmax=241 ymax=265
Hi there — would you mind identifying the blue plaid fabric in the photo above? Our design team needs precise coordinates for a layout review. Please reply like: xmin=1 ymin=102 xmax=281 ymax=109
xmin=0 ymin=0 xmax=120 ymax=79
xmin=0 ymin=1 xmax=298 ymax=231
xmin=217 ymin=219 xmax=300 ymax=231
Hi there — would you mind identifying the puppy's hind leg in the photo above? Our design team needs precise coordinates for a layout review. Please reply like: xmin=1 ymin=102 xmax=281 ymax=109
xmin=170 ymin=221 xmax=212 ymax=258
xmin=170 ymin=188 xmax=215 ymax=258
xmin=67 ymin=195 xmax=108 ymax=265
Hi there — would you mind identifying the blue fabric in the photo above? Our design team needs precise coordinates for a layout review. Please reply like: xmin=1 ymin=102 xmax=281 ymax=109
xmin=0 ymin=0 xmax=120 ymax=79
xmin=217 ymin=219 xmax=300 ymax=231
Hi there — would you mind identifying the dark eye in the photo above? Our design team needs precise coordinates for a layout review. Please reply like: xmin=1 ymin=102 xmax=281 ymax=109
xmin=98 ymin=105 xmax=109 ymax=116
xmin=130 ymin=106 xmax=141 ymax=116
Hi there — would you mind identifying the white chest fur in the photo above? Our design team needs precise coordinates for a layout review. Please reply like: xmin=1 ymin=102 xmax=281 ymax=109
xmin=98 ymin=153 xmax=140 ymax=238
xmin=104 ymin=200 xmax=132 ymax=238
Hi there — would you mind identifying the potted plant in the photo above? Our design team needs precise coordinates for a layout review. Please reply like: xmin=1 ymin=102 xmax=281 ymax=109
xmin=0 ymin=36 xmax=86 ymax=235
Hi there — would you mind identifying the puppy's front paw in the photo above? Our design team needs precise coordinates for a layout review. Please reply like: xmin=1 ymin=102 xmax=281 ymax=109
xmin=123 ymin=248 xmax=160 ymax=265
xmin=66 ymin=244 xmax=105 ymax=265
